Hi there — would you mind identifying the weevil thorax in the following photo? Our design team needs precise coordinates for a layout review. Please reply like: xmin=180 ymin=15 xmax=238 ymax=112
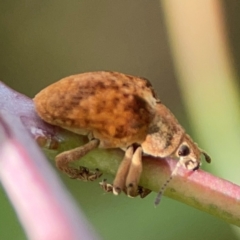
xmin=141 ymin=103 xmax=205 ymax=171
xmin=141 ymin=103 xmax=184 ymax=158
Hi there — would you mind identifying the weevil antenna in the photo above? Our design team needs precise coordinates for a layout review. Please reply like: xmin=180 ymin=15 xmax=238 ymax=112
xmin=154 ymin=161 xmax=181 ymax=206
xmin=201 ymin=151 xmax=211 ymax=163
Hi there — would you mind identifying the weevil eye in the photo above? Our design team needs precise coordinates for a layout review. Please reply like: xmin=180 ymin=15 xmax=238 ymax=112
xmin=178 ymin=144 xmax=190 ymax=156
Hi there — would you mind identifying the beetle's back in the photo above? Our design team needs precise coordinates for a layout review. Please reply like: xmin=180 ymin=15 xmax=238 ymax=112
xmin=34 ymin=71 xmax=158 ymax=148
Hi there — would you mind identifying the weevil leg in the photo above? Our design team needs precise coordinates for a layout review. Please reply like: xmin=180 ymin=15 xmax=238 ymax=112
xmin=138 ymin=186 xmax=152 ymax=198
xmin=100 ymin=146 xmax=151 ymax=198
xmin=99 ymin=179 xmax=114 ymax=193
xmin=112 ymin=146 xmax=134 ymax=195
xmin=56 ymin=138 xmax=100 ymax=179
xmin=72 ymin=167 xmax=102 ymax=181
xmin=125 ymin=146 xmax=143 ymax=197
xmin=86 ymin=168 xmax=103 ymax=181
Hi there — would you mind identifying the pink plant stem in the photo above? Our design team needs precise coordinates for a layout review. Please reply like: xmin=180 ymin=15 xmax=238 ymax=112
xmin=1 ymin=81 xmax=240 ymax=227
xmin=0 ymin=111 xmax=98 ymax=239
xmin=140 ymin=156 xmax=240 ymax=225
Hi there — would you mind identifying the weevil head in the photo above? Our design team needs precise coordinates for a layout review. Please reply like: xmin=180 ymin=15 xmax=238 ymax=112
xmin=175 ymin=134 xmax=211 ymax=171
xmin=154 ymin=134 xmax=211 ymax=206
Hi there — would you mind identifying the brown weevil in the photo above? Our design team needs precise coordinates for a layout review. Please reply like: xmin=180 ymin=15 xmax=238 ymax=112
xmin=34 ymin=71 xmax=211 ymax=204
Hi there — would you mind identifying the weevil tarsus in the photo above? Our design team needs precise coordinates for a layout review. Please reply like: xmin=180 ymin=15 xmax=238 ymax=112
xmin=99 ymin=179 xmax=114 ymax=193
xmin=56 ymin=138 xmax=100 ymax=179
xmin=138 ymin=186 xmax=152 ymax=198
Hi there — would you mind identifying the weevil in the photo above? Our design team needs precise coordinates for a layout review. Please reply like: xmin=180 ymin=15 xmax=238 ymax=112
xmin=34 ymin=71 xmax=211 ymax=204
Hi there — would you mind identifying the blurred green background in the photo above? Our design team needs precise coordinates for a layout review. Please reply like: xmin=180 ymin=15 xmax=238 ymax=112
xmin=1 ymin=1 xmax=240 ymax=239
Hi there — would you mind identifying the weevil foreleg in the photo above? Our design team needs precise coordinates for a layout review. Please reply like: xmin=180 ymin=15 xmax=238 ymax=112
xmin=112 ymin=146 xmax=134 ymax=195
xmin=138 ymin=186 xmax=152 ymax=198
xmin=125 ymin=146 xmax=143 ymax=197
xmin=55 ymin=138 xmax=100 ymax=179
xmin=111 ymin=146 xmax=151 ymax=198
xmin=99 ymin=179 xmax=114 ymax=193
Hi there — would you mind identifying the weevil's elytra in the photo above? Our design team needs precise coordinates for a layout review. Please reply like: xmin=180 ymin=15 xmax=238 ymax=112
xmin=35 ymin=72 xmax=156 ymax=148
xmin=34 ymin=71 xmax=211 ymax=203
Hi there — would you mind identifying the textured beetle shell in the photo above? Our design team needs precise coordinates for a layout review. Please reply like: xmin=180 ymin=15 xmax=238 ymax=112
xmin=141 ymin=103 xmax=184 ymax=157
xmin=34 ymin=71 xmax=160 ymax=148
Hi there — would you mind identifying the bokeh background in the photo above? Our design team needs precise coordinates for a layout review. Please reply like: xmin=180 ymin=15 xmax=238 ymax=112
xmin=1 ymin=1 xmax=240 ymax=239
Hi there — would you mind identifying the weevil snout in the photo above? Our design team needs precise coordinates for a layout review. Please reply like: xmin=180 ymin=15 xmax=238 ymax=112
xmin=176 ymin=142 xmax=201 ymax=171
xmin=176 ymin=135 xmax=211 ymax=171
